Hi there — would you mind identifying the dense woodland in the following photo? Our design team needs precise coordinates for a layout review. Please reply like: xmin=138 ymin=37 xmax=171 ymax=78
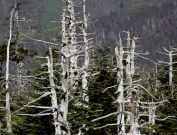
xmin=0 ymin=0 xmax=177 ymax=135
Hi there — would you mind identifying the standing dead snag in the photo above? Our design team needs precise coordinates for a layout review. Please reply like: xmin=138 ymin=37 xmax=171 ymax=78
xmin=60 ymin=15 xmax=71 ymax=132
xmin=82 ymin=0 xmax=90 ymax=102
xmin=130 ymin=37 xmax=136 ymax=75
xmin=5 ymin=2 xmax=19 ymax=133
xmin=138 ymin=100 xmax=169 ymax=134
xmin=66 ymin=0 xmax=78 ymax=88
xmin=116 ymin=32 xmax=139 ymax=135
xmin=124 ymin=32 xmax=140 ymax=135
xmin=48 ymin=47 xmax=61 ymax=135
xmin=91 ymin=32 xmax=147 ymax=135
xmin=59 ymin=1 xmax=78 ymax=133
xmin=158 ymin=47 xmax=177 ymax=97
xmin=12 ymin=46 xmax=69 ymax=135
xmin=115 ymin=36 xmax=125 ymax=134
xmin=60 ymin=44 xmax=70 ymax=135
xmin=49 ymin=46 xmax=71 ymax=135
xmin=59 ymin=0 xmax=92 ymax=133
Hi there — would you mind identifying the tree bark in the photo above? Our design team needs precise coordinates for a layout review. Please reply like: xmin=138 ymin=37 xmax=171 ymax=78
xmin=82 ymin=0 xmax=89 ymax=102
xmin=5 ymin=3 xmax=18 ymax=133
xmin=48 ymin=47 xmax=61 ymax=135
xmin=115 ymin=37 xmax=125 ymax=134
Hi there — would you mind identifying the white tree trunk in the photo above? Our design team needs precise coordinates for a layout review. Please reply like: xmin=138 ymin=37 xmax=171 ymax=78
xmin=159 ymin=48 xmax=175 ymax=96
xmin=148 ymin=103 xmax=156 ymax=126
xmin=169 ymin=52 xmax=173 ymax=88
xmin=60 ymin=3 xmax=79 ymax=133
xmin=127 ymin=31 xmax=131 ymax=48
xmin=82 ymin=0 xmax=89 ymax=102
xmin=125 ymin=33 xmax=140 ymax=135
xmin=60 ymin=44 xmax=70 ymax=135
xmin=115 ymin=37 xmax=125 ymax=134
xmin=130 ymin=37 xmax=136 ymax=75
xmin=48 ymin=47 xmax=61 ymax=135
xmin=67 ymin=0 xmax=78 ymax=88
xmin=60 ymin=5 xmax=71 ymax=134
xmin=5 ymin=3 xmax=18 ymax=133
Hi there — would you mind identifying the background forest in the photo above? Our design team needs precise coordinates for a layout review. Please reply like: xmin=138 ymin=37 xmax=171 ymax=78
xmin=0 ymin=0 xmax=177 ymax=135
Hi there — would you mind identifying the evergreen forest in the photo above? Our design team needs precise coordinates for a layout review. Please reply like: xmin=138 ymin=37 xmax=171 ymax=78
xmin=0 ymin=0 xmax=177 ymax=135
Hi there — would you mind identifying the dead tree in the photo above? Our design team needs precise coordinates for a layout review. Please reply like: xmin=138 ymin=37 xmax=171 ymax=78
xmin=59 ymin=2 xmax=72 ymax=135
xmin=66 ymin=0 xmax=78 ymax=88
xmin=92 ymin=32 xmax=160 ymax=135
xmin=124 ymin=32 xmax=140 ymax=135
xmin=138 ymin=100 xmax=170 ymax=134
xmin=82 ymin=0 xmax=90 ymax=102
xmin=48 ymin=47 xmax=62 ymax=134
xmin=59 ymin=0 xmax=92 ymax=133
xmin=12 ymin=46 xmax=70 ymax=135
xmin=158 ymin=47 xmax=177 ymax=97
xmin=5 ymin=2 xmax=20 ymax=133
xmin=115 ymin=36 xmax=125 ymax=134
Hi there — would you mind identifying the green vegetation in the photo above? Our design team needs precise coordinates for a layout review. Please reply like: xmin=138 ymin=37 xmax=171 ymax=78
xmin=0 ymin=45 xmax=177 ymax=134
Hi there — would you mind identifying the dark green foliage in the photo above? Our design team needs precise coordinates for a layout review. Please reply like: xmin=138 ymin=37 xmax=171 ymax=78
xmin=156 ymin=99 xmax=177 ymax=135
xmin=12 ymin=91 xmax=54 ymax=135
xmin=87 ymin=47 xmax=117 ymax=135
xmin=12 ymin=48 xmax=61 ymax=135
xmin=154 ymin=61 xmax=177 ymax=134
xmin=141 ymin=56 xmax=177 ymax=135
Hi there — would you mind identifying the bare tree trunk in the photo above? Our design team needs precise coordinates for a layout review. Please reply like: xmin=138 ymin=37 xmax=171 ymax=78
xmin=5 ymin=3 xmax=18 ymax=134
xmin=60 ymin=46 xmax=70 ymax=135
xmin=82 ymin=0 xmax=89 ymax=102
xmin=130 ymin=37 xmax=136 ymax=75
xmin=148 ymin=103 xmax=156 ymax=126
xmin=169 ymin=51 xmax=173 ymax=95
xmin=127 ymin=31 xmax=131 ymax=49
xmin=47 ymin=47 xmax=61 ymax=135
xmin=115 ymin=37 xmax=125 ymax=134
xmin=158 ymin=48 xmax=176 ymax=97
xmin=125 ymin=33 xmax=140 ymax=135
xmin=60 ymin=6 xmax=71 ymax=134
xmin=67 ymin=0 xmax=78 ymax=88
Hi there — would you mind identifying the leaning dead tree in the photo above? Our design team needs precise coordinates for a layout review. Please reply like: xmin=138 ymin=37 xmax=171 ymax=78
xmin=48 ymin=47 xmax=61 ymax=134
xmin=12 ymin=47 xmax=66 ymax=135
